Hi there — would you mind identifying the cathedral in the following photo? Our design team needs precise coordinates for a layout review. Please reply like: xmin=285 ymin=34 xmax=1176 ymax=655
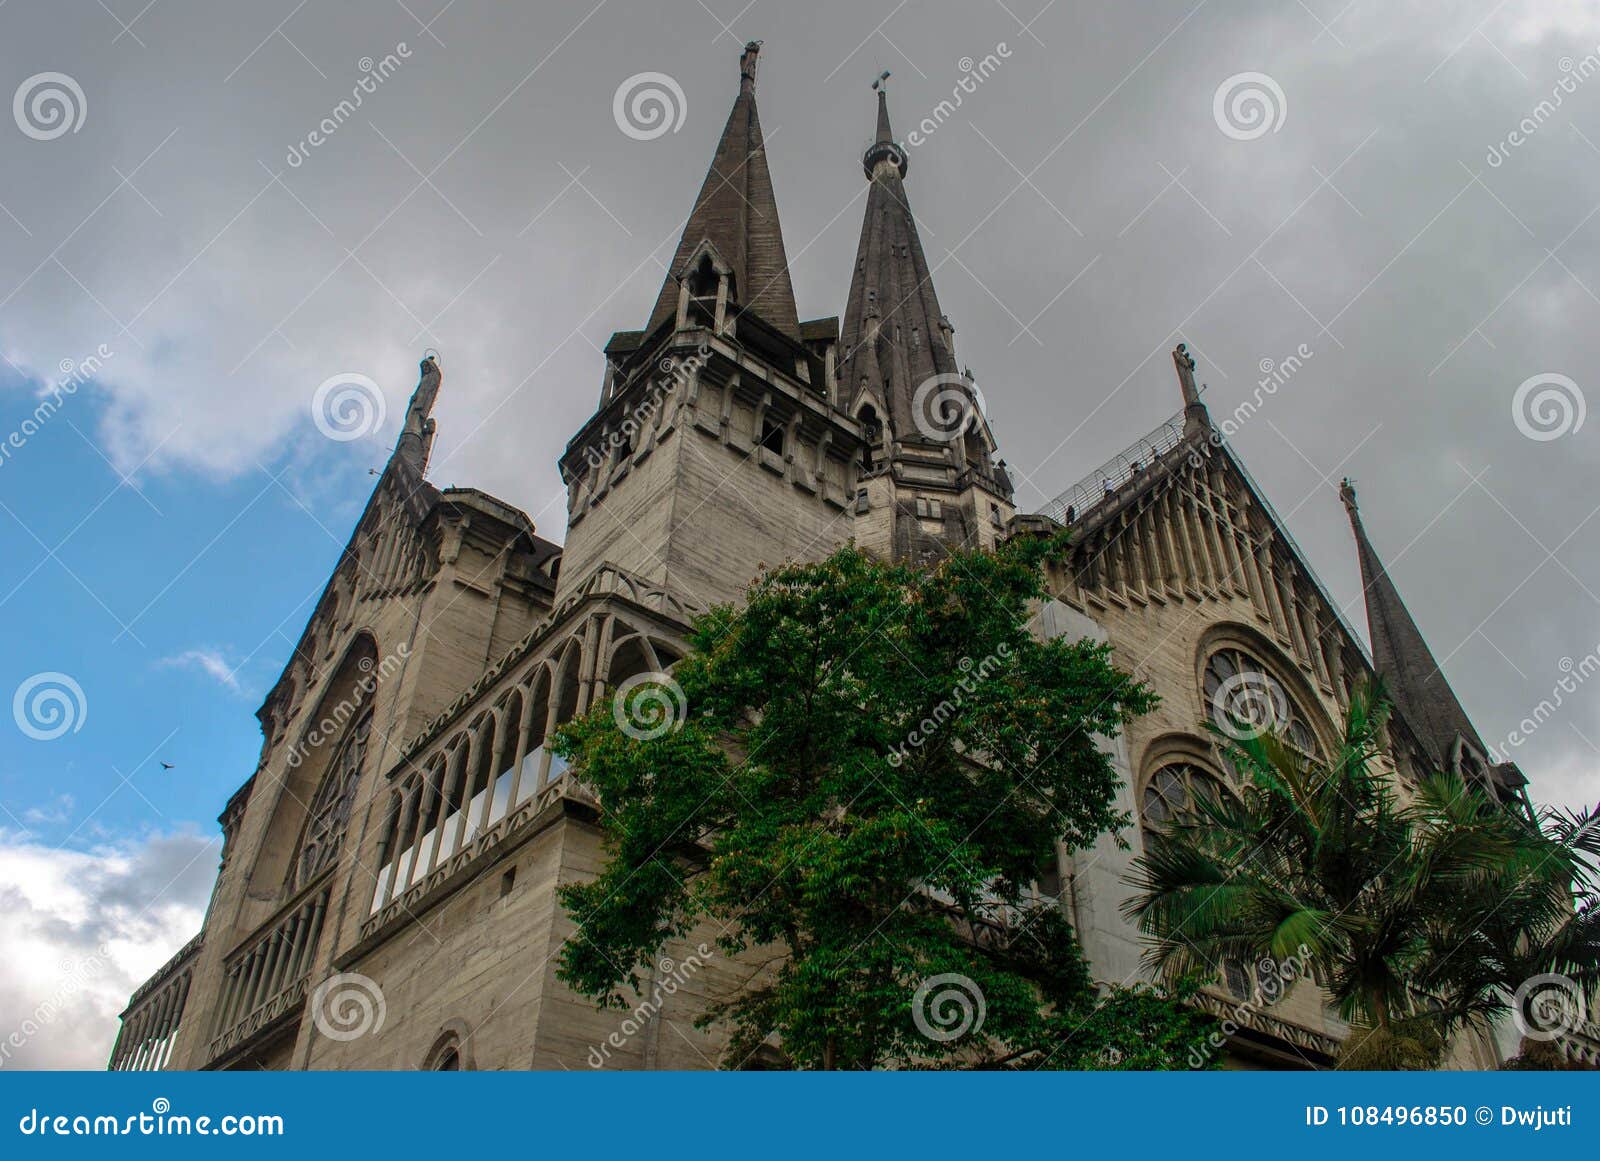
xmin=109 ymin=43 xmax=1589 ymax=1072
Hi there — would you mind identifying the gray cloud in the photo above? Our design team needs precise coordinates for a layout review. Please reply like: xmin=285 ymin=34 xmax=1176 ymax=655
xmin=0 ymin=829 xmax=215 ymax=1069
xmin=0 ymin=0 xmax=1595 ymax=822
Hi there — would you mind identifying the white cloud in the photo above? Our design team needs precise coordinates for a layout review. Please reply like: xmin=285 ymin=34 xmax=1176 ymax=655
xmin=157 ymin=647 xmax=244 ymax=695
xmin=21 ymin=794 xmax=74 ymax=826
xmin=0 ymin=829 xmax=216 ymax=1070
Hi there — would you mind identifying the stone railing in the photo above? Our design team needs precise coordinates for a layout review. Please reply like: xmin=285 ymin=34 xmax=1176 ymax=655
xmin=1035 ymin=409 xmax=1187 ymax=528
xmin=207 ymin=879 xmax=331 ymax=1063
xmin=398 ymin=562 xmax=701 ymax=764
xmin=108 ymin=933 xmax=202 ymax=1071
xmin=360 ymin=778 xmax=595 ymax=944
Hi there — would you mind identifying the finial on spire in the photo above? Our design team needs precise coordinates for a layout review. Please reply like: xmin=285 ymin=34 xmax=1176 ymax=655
xmin=740 ymin=40 xmax=762 ymax=93
xmin=863 ymin=75 xmax=907 ymax=180
xmin=1339 ymin=476 xmax=1359 ymax=518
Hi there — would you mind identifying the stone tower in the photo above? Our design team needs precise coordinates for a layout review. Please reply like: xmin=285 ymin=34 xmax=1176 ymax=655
xmin=557 ymin=42 xmax=864 ymax=605
xmin=838 ymin=85 xmax=1014 ymax=563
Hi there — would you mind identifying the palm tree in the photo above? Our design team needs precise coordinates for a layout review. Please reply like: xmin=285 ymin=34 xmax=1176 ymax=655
xmin=1425 ymin=802 xmax=1600 ymax=1067
xmin=1122 ymin=682 xmax=1567 ymax=1068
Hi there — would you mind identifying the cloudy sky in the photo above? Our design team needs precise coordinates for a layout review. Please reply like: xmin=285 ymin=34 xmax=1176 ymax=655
xmin=2 ymin=0 xmax=1598 ymax=1068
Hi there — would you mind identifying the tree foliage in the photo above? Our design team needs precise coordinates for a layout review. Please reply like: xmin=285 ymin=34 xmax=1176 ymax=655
xmin=1125 ymin=681 xmax=1600 ymax=1069
xmin=553 ymin=536 xmax=1205 ymax=1069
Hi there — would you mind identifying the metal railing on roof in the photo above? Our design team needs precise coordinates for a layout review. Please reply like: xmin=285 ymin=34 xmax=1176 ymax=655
xmin=1035 ymin=410 xmax=1187 ymax=527
xmin=1033 ymin=408 xmax=1374 ymax=668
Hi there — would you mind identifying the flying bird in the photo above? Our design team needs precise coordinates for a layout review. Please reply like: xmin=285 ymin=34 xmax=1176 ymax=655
xmin=160 ymin=762 xmax=175 ymax=770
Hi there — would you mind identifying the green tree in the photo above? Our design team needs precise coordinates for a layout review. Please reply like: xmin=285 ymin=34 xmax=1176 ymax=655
xmin=1125 ymin=681 xmax=1596 ymax=1068
xmin=1429 ymin=801 xmax=1599 ymax=1069
xmin=553 ymin=537 xmax=1205 ymax=1069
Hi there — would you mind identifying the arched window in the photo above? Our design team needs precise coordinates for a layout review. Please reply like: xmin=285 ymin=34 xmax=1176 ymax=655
xmin=1202 ymin=646 xmax=1320 ymax=758
xmin=687 ymin=253 xmax=718 ymax=300
xmin=857 ymin=404 xmax=880 ymax=471
xmin=295 ymin=710 xmax=372 ymax=887
xmin=422 ymin=1024 xmax=472 ymax=1070
xmin=1140 ymin=760 xmax=1228 ymax=845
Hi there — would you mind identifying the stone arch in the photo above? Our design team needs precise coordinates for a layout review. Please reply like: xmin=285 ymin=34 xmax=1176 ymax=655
xmin=543 ymin=640 xmax=585 ymax=784
xmin=602 ymin=625 xmax=682 ymax=684
xmin=1135 ymin=732 xmax=1235 ymax=848
xmin=421 ymin=1018 xmax=475 ymax=1071
xmin=551 ymin=638 xmax=584 ymax=727
xmin=1195 ymin=622 xmax=1336 ymax=761
xmin=250 ymin=632 xmax=381 ymax=900
xmin=515 ymin=661 xmax=558 ymax=795
xmin=853 ymin=398 xmax=886 ymax=471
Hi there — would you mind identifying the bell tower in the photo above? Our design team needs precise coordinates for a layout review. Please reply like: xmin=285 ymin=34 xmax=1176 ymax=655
xmin=556 ymin=43 xmax=865 ymax=606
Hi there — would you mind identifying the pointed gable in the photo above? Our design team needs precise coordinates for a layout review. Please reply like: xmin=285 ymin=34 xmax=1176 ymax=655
xmin=645 ymin=41 xmax=801 ymax=341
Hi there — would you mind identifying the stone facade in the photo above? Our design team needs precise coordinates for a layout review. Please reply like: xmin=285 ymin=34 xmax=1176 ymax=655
xmin=108 ymin=43 xmax=1585 ymax=1073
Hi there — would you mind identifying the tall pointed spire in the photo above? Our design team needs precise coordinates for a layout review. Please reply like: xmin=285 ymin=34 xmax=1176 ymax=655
xmin=1340 ymin=479 xmax=1485 ymax=764
xmin=645 ymin=41 xmax=801 ymax=340
xmin=838 ymin=81 xmax=961 ymax=441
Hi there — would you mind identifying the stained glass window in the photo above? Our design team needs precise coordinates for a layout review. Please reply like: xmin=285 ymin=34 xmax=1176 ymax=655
xmin=1203 ymin=646 xmax=1319 ymax=757
xmin=296 ymin=711 xmax=372 ymax=887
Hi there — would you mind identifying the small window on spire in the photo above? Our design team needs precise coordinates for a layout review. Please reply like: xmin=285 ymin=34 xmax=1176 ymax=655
xmin=688 ymin=254 xmax=718 ymax=299
xmin=857 ymin=404 xmax=881 ymax=471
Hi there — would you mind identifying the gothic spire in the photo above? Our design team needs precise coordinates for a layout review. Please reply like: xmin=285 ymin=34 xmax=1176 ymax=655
xmin=1339 ymin=478 xmax=1486 ymax=765
xmin=645 ymin=41 xmax=801 ymax=341
xmin=838 ymin=83 xmax=961 ymax=440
